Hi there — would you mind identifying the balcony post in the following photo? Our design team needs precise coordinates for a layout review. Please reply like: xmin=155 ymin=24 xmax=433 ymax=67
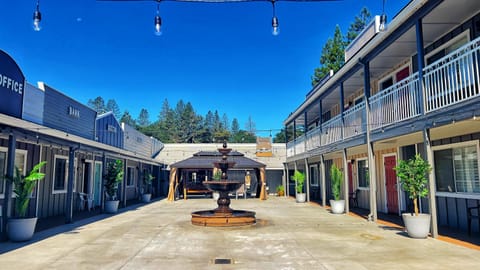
xmin=361 ymin=59 xmax=378 ymax=222
xmin=1 ymin=133 xmax=16 ymax=240
xmin=283 ymin=163 xmax=289 ymax=197
xmin=423 ymin=128 xmax=438 ymax=238
xmin=320 ymin=154 xmax=326 ymax=207
xmin=343 ymin=148 xmax=349 ymax=214
xmin=65 ymin=146 xmax=76 ymax=224
xmin=304 ymin=158 xmax=310 ymax=202
xmin=416 ymin=18 xmax=425 ymax=115
xmin=340 ymin=82 xmax=345 ymax=140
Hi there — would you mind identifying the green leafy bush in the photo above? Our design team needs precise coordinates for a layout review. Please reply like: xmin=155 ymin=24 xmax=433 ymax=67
xmin=330 ymin=164 xmax=343 ymax=201
xmin=394 ymin=154 xmax=432 ymax=216
xmin=292 ymin=170 xmax=305 ymax=194
xmin=11 ymin=161 xmax=46 ymax=218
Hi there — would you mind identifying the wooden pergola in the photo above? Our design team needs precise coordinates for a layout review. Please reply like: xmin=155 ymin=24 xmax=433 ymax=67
xmin=167 ymin=151 xmax=267 ymax=201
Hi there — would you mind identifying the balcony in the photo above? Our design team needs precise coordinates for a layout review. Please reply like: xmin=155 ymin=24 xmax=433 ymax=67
xmin=286 ymin=37 xmax=480 ymax=158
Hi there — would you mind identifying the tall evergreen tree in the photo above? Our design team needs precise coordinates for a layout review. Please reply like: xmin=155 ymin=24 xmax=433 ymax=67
xmin=213 ymin=110 xmax=222 ymax=132
xmin=221 ymin=113 xmax=229 ymax=131
xmin=137 ymin=108 xmax=150 ymax=127
xmin=106 ymin=99 xmax=121 ymax=119
xmin=120 ymin=110 xmax=135 ymax=127
xmin=245 ymin=116 xmax=256 ymax=134
xmin=87 ymin=96 xmax=106 ymax=114
xmin=231 ymin=118 xmax=240 ymax=134
xmin=311 ymin=25 xmax=346 ymax=86
xmin=346 ymin=7 xmax=371 ymax=45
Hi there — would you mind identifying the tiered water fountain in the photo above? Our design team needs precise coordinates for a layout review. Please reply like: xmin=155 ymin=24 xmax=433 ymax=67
xmin=191 ymin=141 xmax=256 ymax=227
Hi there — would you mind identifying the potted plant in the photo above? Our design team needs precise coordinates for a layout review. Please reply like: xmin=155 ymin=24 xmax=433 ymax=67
xmin=276 ymin=185 xmax=285 ymax=197
xmin=104 ymin=160 xmax=123 ymax=213
xmin=394 ymin=154 xmax=432 ymax=238
xmin=141 ymin=172 xmax=154 ymax=203
xmin=330 ymin=164 xmax=345 ymax=214
xmin=292 ymin=170 xmax=305 ymax=203
xmin=7 ymin=161 xmax=46 ymax=242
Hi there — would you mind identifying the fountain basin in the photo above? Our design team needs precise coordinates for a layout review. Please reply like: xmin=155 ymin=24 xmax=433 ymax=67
xmin=203 ymin=181 xmax=243 ymax=193
xmin=191 ymin=210 xmax=256 ymax=227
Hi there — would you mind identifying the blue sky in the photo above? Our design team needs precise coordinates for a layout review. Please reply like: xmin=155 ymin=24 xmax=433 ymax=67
xmin=1 ymin=0 xmax=409 ymax=137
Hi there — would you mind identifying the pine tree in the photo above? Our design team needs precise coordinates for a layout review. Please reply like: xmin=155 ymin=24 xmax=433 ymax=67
xmin=245 ymin=116 xmax=256 ymax=134
xmin=106 ymin=99 xmax=121 ymax=120
xmin=87 ymin=96 xmax=106 ymax=114
xmin=311 ymin=25 xmax=346 ymax=86
xmin=120 ymin=110 xmax=136 ymax=127
xmin=231 ymin=118 xmax=240 ymax=134
xmin=137 ymin=108 xmax=150 ymax=127
xmin=222 ymin=113 xmax=229 ymax=131
xmin=346 ymin=7 xmax=371 ymax=45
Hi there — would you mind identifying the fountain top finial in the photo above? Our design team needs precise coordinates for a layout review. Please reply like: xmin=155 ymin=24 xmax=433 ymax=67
xmin=223 ymin=140 xmax=227 ymax=149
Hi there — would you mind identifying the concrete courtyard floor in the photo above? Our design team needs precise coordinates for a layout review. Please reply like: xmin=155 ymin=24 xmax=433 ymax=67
xmin=1 ymin=197 xmax=479 ymax=270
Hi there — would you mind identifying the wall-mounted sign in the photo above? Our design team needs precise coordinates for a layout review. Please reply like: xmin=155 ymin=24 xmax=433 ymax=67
xmin=0 ymin=50 xmax=25 ymax=118
xmin=68 ymin=106 xmax=80 ymax=118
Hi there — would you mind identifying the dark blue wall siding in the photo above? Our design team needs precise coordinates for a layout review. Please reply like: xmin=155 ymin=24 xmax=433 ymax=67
xmin=42 ymin=84 xmax=96 ymax=140
xmin=96 ymin=114 xmax=123 ymax=148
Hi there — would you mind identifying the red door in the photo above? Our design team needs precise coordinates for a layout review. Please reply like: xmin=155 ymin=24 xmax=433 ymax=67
xmin=384 ymin=156 xmax=399 ymax=214
xmin=348 ymin=162 xmax=354 ymax=194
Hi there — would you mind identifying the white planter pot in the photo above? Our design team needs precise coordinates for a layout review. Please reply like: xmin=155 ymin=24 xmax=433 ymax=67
xmin=330 ymin=199 xmax=345 ymax=214
xmin=104 ymin=200 xmax=119 ymax=214
xmin=296 ymin=193 xmax=306 ymax=203
xmin=142 ymin=193 xmax=152 ymax=203
xmin=7 ymin=217 xmax=38 ymax=242
xmin=402 ymin=213 xmax=431 ymax=238
xmin=213 ymin=192 xmax=220 ymax=201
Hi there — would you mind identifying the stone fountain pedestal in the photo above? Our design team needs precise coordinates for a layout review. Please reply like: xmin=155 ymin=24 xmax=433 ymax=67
xmin=191 ymin=142 xmax=256 ymax=227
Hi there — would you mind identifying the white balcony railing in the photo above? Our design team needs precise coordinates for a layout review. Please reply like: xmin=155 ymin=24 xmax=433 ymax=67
xmin=369 ymin=73 xmax=421 ymax=130
xmin=306 ymin=126 xmax=322 ymax=151
xmin=343 ymin=102 xmax=366 ymax=138
xmin=321 ymin=114 xmax=343 ymax=145
xmin=423 ymin=37 xmax=480 ymax=113
xmin=286 ymin=37 xmax=480 ymax=158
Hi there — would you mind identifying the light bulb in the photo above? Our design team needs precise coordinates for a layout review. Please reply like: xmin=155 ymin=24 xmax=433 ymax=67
xmin=272 ymin=17 xmax=279 ymax=36
xmin=33 ymin=10 xmax=41 ymax=31
xmin=154 ymin=15 xmax=162 ymax=36
xmin=379 ymin=14 xmax=387 ymax=32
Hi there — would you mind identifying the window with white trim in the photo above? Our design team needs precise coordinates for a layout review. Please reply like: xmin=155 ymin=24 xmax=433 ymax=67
xmin=434 ymin=143 xmax=479 ymax=193
xmin=0 ymin=148 xmax=27 ymax=196
xmin=357 ymin=159 xmax=369 ymax=188
xmin=53 ymin=155 xmax=77 ymax=194
xmin=126 ymin=167 xmax=135 ymax=187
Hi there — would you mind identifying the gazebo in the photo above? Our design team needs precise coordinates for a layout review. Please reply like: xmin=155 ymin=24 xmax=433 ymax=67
xmin=167 ymin=151 xmax=267 ymax=201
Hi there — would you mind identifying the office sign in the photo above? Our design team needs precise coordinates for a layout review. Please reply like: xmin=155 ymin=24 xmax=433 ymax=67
xmin=0 ymin=50 xmax=25 ymax=118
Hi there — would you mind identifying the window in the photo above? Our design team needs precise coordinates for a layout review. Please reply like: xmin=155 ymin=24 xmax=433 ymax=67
xmin=357 ymin=159 xmax=369 ymax=188
xmin=0 ymin=151 xmax=5 ymax=195
xmin=53 ymin=155 xmax=68 ymax=193
xmin=127 ymin=167 xmax=135 ymax=187
xmin=310 ymin=165 xmax=319 ymax=186
xmin=434 ymin=143 xmax=479 ymax=193
xmin=0 ymin=149 xmax=27 ymax=196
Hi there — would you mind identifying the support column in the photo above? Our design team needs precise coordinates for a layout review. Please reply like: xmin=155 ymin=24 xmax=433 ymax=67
xmin=340 ymin=82 xmax=345 ymax=140
xmin=2 ymin=134 xmax=16 ymax=240
xmin=101 ymin=154 xmax=106 ymax=211
xmin=320 ymin=154 xmax=326 ymax=207
xmin=363 ymin=59 xmax=378 ymax=222
xmin=423 ymin=128 xmax=438 ymax=238
xmin=416 ymin=18 xmax=426 ymax=115
xmin=343 ymin=148 xmax=349 ymax=213
xmin=304 ymin=158 xmax=310 ymax=202
xmin=123 ymin=159 xmax=128 ymax=208
xmin=65 ymin=147 xmax=75 ymax=224
xmin=283 ymin=163 xmax=289 ymax=197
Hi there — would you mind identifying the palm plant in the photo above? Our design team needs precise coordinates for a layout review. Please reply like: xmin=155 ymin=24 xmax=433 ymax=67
xmin=11 ymin=161 xmax=46 ymax=217
xmin=292 ymin=170 xmax=305 ymax=194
